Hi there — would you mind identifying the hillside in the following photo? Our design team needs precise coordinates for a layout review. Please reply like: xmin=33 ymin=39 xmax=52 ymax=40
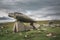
xmin=36 ymin=20 xmax=60 ymax=24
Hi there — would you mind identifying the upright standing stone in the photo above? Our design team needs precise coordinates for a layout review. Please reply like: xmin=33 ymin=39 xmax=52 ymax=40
xmin=13 ymin=22 xmax=18 ymax=33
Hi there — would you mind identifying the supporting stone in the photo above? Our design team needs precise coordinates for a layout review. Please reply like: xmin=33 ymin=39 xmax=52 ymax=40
xmin=13 ymin=22 xmax=18 ymax=33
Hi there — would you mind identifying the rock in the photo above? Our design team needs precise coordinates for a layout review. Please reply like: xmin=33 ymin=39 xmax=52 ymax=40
xmin=24 ymin=35 xmax=28 ymax=38
xmin=1 ymin=26 xmax=4 ymax=29
xmin=46 ymin=33 xmax=56 ymax=37
xmin=52 ymin=36 xmax=56 ymax=37
xmin=37 ymin=29 xmax=40 ymax=31
xmin=33 ymin=23 xmax=40 ymax=29
xmin=46 ymin=33 xmax=52 ymax=37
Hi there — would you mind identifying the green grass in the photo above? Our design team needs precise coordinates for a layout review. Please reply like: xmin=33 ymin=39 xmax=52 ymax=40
xmin=0 ymin=22 xmax=60 ymax=40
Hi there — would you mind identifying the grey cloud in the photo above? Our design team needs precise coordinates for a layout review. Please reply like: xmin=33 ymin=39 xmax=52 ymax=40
xmin=0 ymin=0 xmax=60 ymax=10
xmin=0 ymin=0 xmax=60 ymax=20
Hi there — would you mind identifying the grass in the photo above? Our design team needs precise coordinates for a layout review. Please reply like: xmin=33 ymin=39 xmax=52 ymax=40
xmin=37 ymin=20 xmax=60 ymax=24
xmin=0 ymin=22 xmax=60 ymax=40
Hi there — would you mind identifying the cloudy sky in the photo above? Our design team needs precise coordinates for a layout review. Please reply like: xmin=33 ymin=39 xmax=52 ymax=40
xmin=0 ymin=0 xmax=60 ymax=21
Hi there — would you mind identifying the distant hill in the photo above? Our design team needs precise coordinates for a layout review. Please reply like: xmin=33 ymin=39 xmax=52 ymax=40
xmin=36 ymin=20 xmax=60 ymax=24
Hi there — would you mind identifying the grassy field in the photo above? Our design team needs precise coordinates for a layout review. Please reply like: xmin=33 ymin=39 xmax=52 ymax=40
xmin=0 ymin=22 xmax=14 ymax=31
xmin=0 ymin=22 xmax=60 ymax=40
xmin=37 ymin=20 xmax=60 ymax=24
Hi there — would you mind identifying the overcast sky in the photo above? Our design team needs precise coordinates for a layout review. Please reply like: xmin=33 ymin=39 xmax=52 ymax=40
xmin=0 ymin=0 xmax=60 ymax=21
